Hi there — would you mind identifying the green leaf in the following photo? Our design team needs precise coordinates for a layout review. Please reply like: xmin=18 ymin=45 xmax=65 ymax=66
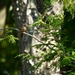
xmin=61 ymin=57 xmax=72 ymax=66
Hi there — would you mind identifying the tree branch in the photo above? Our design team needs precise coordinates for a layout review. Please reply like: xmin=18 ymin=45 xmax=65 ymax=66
xmin=0 ymin=27 xmax=52 ymax=49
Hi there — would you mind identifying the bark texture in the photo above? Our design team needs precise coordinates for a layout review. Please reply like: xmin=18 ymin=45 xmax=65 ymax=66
xmin=12 ymin=0 xmax=38 ymax=75
xmin=12 ymin=0 xmax=63 ymax=75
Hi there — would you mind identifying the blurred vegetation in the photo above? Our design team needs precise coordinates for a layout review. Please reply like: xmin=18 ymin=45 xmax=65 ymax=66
xmin=0 ymin=0 xmax=20 ymax=75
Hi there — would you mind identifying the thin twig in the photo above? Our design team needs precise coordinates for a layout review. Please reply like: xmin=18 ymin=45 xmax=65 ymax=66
xmin=0 ymin=27 xmax=52 ymax=49
xmin=23 ymin=32 xmax=45 ymax=44
xmin=23 ymin=32 xmax=52 ymax=49
xmin=0 ymin=27 xmax=20 ymax=31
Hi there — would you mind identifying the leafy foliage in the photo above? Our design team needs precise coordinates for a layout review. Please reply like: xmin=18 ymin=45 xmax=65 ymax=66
xmin=22 ymin=0 xmax=75 ymax=74
xmin=0 ymin=1 xmax=20 ymax=75
xmin=1 ymin=0 xmax=75 ymax=75
xmin=64 ymin=0 xmax=75 ymax=18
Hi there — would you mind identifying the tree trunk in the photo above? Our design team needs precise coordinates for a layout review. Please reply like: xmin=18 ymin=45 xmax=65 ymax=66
xmin=12 ymin=0 xmax=38 ymax=75
xmin=12 ymin=0 xmax=63 ymax=75
xmin=0 ymin=1 xmax=6 ymax=37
